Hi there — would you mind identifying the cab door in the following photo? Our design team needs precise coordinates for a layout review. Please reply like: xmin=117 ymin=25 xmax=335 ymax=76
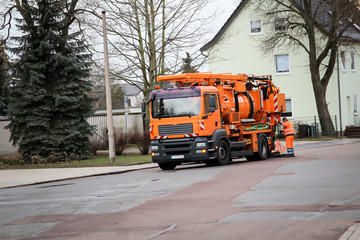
xmin=202 ymin=92 xmax=222 ymax=135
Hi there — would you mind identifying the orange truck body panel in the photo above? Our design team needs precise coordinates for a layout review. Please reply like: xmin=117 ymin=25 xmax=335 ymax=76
xmin=148 ymin=73 xmax=285 ymax=169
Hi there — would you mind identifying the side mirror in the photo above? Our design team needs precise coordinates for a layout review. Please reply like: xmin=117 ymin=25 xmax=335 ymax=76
xmin=141 ymin=101 xmax=146 ymax=112
xmin=209 ymin=95 xmax=216 ymax=112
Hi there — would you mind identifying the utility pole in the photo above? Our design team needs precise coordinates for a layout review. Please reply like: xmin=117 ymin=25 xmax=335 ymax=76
xmin=124 ymin=94 xmax=128 ymax=145
xmin=102 ymin=11 xmax=116 ymax=162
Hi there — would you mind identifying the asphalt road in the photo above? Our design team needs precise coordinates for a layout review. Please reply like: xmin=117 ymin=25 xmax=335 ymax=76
xmin=1 ymin=141 xmax=360 ymax=240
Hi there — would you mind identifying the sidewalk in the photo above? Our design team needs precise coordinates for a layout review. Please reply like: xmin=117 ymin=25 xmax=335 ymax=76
xmin=0 ymin=138 xmax=359 ymax=189
xmin=339 ymin=225 xmax=360 ymax=240
xmin=288 ymin=138 xmax=359 ymax=149
xmin=0 ymin=163 xmax=157 ymax=189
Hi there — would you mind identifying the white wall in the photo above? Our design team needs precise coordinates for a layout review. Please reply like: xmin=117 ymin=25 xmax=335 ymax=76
xmin=336 ymin=49 xmax=360 ymax=127
xmin=0 ymin=121 xmax=18 ymax=155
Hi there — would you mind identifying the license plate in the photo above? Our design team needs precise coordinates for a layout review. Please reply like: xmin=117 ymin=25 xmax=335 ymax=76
xmin=171 ymin=155 xmax=184 ymax=159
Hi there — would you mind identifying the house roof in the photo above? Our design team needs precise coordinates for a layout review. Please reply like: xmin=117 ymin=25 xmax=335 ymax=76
xmin=308 ymin=0 xmax=360 ymax=41
xmin=92 ymin=83 xmax=143 ymax=97
xmin=200 ymin=0 xmax=249 ymax=52
xmin=200 ymin=0 xmax=360 ymax=52
xmin=121 ymin=83 xmax=143 ymax=96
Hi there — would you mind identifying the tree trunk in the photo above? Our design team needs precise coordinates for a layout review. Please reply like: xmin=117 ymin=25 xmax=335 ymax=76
xmin=311 ymin=74 xmax=336 ymax=136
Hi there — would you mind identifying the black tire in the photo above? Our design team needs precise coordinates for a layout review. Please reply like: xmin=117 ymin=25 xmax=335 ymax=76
xmin=217 ymin=140 xmax=230 ymax=165
xmin=246 ymin=134 xmax=269 ymax=161
xmin=257 ymin=135 xmax=269 ymax=160
xmin=158 ymin=163 xmax=176 ymax=170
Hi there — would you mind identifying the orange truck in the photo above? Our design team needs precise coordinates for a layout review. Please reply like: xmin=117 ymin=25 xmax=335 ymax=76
xmin=144 ymin=73 xmax=285 ymax=170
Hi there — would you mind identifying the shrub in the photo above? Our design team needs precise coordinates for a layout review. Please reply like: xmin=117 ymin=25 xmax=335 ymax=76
xmin=114 ymin=129 xmax=127 ymax=156
xmin=103 ymin=127 xmax=127 ymax=155
xmin=129 ymin=129 xmax=150 ymax=155
xmin=90 ymin=137 xmax=106 ymax=156
xmin=0 ymin=155 xmax=23 ymax=167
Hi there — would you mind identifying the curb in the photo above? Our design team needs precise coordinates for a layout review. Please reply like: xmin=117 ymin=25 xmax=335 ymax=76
xmin=339 ymin=225 xmax=360 ymax=240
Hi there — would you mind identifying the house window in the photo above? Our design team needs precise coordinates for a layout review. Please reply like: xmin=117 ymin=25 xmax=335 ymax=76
xmin=275 ymin=54 xmax=290 ymax=74
xmin=340 ymin=51 xmax=346 ymax=71
xmin=249 ymin=19 xmax=262 ymax=34
xmin=275 ymin=17 xmax=287 ymax=32
xmin=282 ymin=98 xmax=293 ymax=117
xmin=354 ymin=94 xmax=358 ymax=114
xmin=351 ymin=51 xmax=355 ymax=71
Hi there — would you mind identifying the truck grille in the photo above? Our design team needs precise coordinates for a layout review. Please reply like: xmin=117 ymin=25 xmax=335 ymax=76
xmin=159 ymin=123 xmax=193 ymax=136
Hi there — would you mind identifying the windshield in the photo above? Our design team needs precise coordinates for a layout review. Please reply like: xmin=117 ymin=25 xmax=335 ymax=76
xmin=151 ymin=88 xmax=201 ymax=118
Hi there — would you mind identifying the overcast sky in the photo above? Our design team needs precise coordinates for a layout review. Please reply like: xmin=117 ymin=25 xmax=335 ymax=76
xmin=203 ymin=0 xmax=241 ymax=40
xmin=0 ymin=0 xmax=241 ymax=46
xmin=0 ymin=0 xmax=241 ymax=71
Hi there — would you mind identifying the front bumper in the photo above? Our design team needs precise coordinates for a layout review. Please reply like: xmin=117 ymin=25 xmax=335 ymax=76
xmin=151 ymin=137 xmax=212 ymax=164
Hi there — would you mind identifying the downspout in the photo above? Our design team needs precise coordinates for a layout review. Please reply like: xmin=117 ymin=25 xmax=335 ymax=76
xmin=336 ymin=49 xmax=343 ymax=137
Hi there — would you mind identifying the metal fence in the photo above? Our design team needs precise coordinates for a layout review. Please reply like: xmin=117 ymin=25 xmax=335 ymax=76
xmin=289 ymin=115 xmax=339 ymax=138
xmin=87 ymin=113 xmax=143 ymax=142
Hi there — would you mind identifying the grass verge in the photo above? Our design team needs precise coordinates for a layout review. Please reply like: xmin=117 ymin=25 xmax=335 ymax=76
xmin=0 ymin=154 xmax=152 ymax=169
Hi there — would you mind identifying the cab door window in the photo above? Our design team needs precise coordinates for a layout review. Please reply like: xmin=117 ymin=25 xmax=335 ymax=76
xmin=204 ymin=94 xmax=218 ymax=114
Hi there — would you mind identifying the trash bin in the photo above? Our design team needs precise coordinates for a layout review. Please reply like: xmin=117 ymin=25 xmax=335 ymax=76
xmin=310 ymin=124 xmax=318 ymax=137
xmin=298 ymin=124 xmax=309 ymax=138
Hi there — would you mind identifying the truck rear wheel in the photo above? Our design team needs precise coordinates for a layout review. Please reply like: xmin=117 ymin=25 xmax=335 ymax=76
xmin=158 ymin=163 xmax=176 ymax=170
xmin=217 ymin=140 xmax=230 ymax=165
xmin=246 ymin=134 xmax=269 ymax=161
xmin=257 ymin=135 xmax=269 ymax=160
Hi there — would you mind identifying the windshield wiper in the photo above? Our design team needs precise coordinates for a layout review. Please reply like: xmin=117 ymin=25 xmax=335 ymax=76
xmin=155 ymin=114 xmax=172 ymax=118
xmin=176 ymin=113 xmax=193 ymax=118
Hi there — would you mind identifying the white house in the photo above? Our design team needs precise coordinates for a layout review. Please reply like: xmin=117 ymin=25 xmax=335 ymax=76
xmin=201 ymin=0 xmax=360 ymax=134
xmin=121 ymin=84 xmax=144 ymax=108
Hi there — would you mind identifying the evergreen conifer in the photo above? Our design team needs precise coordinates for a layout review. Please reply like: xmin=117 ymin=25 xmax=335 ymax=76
xmin=7 ymin=0 xmax=94 ymax=161
xmin=181 ymin=52 xmax=197 ymax=73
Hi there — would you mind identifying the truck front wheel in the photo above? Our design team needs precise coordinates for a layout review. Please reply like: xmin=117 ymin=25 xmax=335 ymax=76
xmin=158 ymin=163 xmax=176 ymax=170
xmin=217 ymin=140 xmax=230 ymax=165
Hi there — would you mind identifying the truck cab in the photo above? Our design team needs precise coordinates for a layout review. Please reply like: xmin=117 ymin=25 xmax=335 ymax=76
xmin=149 ymin=86 xmax=227 ymax=170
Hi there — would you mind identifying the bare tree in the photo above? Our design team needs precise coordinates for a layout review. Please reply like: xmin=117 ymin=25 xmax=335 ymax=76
xmin=254 ymin=0 xmax=360 ymax=136
xmin=80 ymin=0 xmax=210 ymax=101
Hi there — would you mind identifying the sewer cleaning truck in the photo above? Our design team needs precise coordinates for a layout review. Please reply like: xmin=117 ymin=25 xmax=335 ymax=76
xmin=143 ymin=73 xmax=285 ymax=170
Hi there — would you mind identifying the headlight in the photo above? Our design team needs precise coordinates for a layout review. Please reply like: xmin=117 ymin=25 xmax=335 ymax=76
xmin=196 ymin=149 xmax=207 ymax=154
xmin=151 ymin=146 xmax=158 ymax=151
xmin=196 ymin=142 xmax=206 ymax=147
